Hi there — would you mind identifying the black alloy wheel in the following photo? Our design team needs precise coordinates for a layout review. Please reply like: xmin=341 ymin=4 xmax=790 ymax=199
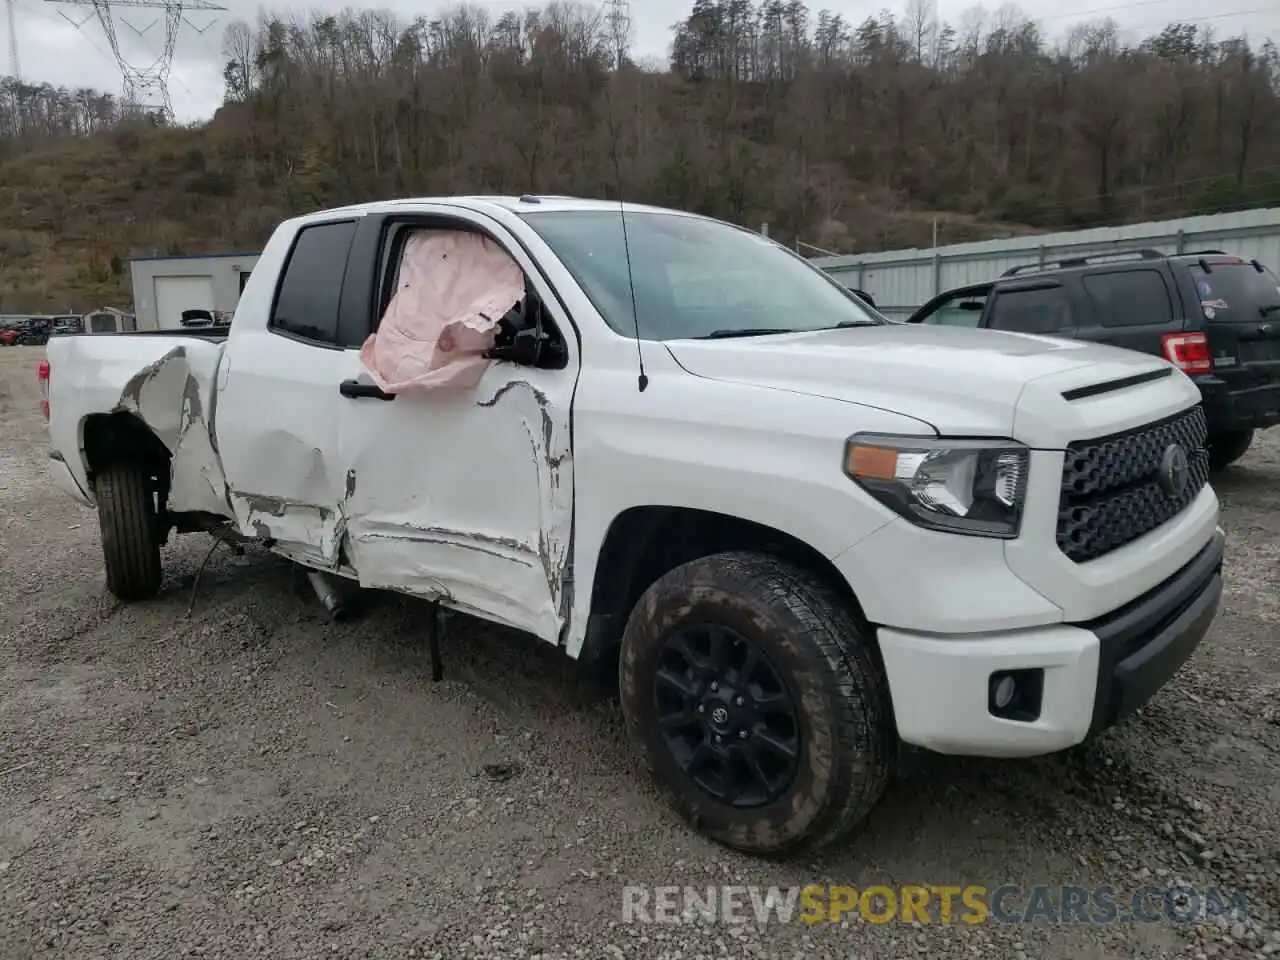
xmin=653 ymin=622 xmax=801 ymax=809
xmin=619 ymin=550 xmax=895 ymax=856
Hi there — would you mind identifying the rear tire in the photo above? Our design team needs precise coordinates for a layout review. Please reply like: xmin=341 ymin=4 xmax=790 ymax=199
xmin=1208 ymin=429 xmax=1254 ymax=471
xmin=95 ymin=461 xmax=162 ymax=601
xmin=618 ymin=551 xmax=894 ymax=856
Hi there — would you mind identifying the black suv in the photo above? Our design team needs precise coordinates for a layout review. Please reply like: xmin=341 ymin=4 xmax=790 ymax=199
xmin=907 ymin=248 xmax=1280 ymax=469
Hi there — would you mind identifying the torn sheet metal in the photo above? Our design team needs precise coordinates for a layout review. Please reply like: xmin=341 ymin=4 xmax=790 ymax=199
xmin=339 ymin=372 xmax=573 ymax=645
xmin=359 ymin=229 xmax=525 ymax=393
xmin=210 ymin=329 xmax=353 ymax=566
xmin=113 ymin=344 xmax=230 ymax=517
xmin=346 ymin=519 xmax=549 ymax=633
xmin=225 ymin=433 xmax=346 ymax=569
xmin=475 ymin=378 xmax=574 ymax=609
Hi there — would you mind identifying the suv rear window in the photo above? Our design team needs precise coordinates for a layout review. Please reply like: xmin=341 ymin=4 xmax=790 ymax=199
xmin=1186 ymin=259 xmax=1280 ymax=323
xmin=1081 ymin=269 xmax=1174 ymax=327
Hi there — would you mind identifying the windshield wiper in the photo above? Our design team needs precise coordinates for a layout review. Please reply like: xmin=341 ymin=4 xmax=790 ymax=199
xmin=1259 ymin=304 xmax=1280 ymax=316
xmin=703 ymin=328 xmax=795 ymax=339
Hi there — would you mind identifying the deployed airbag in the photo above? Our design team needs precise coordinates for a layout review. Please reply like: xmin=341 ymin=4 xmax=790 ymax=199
xmin=359 ymin=229 xmax=525 ymax=392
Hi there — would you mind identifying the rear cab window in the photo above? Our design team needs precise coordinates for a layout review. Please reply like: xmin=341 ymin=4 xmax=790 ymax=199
xmin=269 ymin=219 xmax=359 ymax=346
xmin=1185 ymin=257 xmax=1280 ymax=324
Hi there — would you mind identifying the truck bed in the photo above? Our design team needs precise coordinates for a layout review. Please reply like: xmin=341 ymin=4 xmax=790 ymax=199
xmin=60 ymin=328 xmax=230 ymax=341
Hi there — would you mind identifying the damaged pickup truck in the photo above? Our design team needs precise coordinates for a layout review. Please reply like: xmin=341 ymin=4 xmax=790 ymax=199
xmin=44 ymin=196 xmax=1225 ymax=855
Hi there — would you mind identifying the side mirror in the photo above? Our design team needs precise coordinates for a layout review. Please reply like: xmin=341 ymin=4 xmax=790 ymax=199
xmin=488 ymin=327 xmax=546 ymax=365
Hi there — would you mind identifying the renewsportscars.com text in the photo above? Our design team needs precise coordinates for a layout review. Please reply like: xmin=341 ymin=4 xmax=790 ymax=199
xmin=621 ymin=884 xmax=1250 ymax=926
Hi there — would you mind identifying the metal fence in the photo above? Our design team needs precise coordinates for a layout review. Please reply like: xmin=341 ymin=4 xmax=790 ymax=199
xmin=812 ymin=207 xmax=1280 ymax=320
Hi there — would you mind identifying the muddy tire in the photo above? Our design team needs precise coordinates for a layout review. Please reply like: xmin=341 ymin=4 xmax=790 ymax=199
xmin=95 ymin=461 xmax=162 ymax=601
xmin=1208 ymin=429 xmax=1254 ymax=471
xmin=618 ymin=551 xmax=894 ymax=856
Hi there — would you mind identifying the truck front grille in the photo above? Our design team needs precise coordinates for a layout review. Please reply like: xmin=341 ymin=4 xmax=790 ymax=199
xmin=1057 ymin=405 xmax=1209 ymax=563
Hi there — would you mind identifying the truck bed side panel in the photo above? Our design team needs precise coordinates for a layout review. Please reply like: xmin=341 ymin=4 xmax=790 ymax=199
xmin=46 ymin=335 xmax=232 ymax=518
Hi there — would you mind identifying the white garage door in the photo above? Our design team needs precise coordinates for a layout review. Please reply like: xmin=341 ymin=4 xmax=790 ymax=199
xmin=154 ymin=276 xmax=215 ymax=330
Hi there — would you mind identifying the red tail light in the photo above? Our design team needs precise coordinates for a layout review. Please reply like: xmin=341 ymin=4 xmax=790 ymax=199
xmin=1162 ymin=332 xmax=1212 ymax=374
xmin=37 ymin=360 xmax=50 ymax=421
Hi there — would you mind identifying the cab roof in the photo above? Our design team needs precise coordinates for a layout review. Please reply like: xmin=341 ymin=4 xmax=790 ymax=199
xmin=297 ymin=195 xmax=704 ymax=222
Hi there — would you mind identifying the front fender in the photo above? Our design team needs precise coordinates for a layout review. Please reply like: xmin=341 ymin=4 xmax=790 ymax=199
xmin=563 ymin=350 xmax=922 ymax=657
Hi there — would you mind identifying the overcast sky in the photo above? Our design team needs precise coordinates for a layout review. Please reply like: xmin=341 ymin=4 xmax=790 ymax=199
xmin=5 ymin=0 xmax=1280 ymax=121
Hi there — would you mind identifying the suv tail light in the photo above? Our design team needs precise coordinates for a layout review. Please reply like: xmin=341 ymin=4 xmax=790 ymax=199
xmin=37 ymin=360 xmax=50 ymax=421
xmin=1162 ymin=332 xmax=1213 ymax=374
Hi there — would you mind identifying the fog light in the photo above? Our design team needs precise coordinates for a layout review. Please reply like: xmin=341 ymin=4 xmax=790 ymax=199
xmin=988 ymin=668 xmax=1045 ymax=722
xmin=993 ymin=675 xmax=1017 ymax=709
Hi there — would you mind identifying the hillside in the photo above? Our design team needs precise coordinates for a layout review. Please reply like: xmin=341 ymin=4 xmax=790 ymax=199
xmin=1 ymin=0 xmax=1279 ymax=312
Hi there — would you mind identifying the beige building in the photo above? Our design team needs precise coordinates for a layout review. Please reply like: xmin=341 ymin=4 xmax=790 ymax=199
xmin=129 ymin=252 xmax=260 ymax=330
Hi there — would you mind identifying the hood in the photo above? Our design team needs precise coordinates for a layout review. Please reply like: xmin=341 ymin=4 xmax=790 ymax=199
xmin=664 ymin=324 xmax=1179 ymax=440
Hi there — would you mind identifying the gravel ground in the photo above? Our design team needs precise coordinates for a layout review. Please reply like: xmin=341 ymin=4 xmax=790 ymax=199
xmin=1 ymin=343 xmax=1278 ymax=960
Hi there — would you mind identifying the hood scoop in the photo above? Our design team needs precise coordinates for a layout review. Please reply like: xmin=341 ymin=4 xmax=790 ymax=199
xmin=1061 ymin=367 xmax=1172 ymax=402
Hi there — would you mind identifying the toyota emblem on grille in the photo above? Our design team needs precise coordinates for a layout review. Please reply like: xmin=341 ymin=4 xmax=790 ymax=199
xmin=1159 ymin=444 xmax=1190 ymax=498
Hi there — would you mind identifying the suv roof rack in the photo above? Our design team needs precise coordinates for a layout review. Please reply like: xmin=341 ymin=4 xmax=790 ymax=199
xmin=1180 ymin=249 xmax=1230 ymax=257
xmin=1001 ymin=248 xmax=1167 ymax=277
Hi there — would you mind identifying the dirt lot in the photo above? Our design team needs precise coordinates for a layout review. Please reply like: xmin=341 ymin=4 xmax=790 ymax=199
xmin=1 ymin=344 xmax=1278 ymax=960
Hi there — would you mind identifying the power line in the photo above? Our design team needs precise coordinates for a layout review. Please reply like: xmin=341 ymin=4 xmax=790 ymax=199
xmin=13 ymin=0 xmax=201 ymax=100
xmin=40 ymin=0 xmax=225 ymax=119
xmin=1036 ymin=0 xmax=1272 ymax=25
xmin=1110 ymin=6 xmax=1280 ymax=36
xmin=13 ymin=0 xmax=115 ymax=72
xmin=604 ymin=0 xmax=632 ymax=69
xmin=1039 ymin=0 xmax=1180 ymax=23
xmin=973 ymin=1 xmax=1280 ymax=39
xmin=4 ymin=0 xmax=18 ymax=80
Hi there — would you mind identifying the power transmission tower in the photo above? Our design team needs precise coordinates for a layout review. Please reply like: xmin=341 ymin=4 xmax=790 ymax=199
xmin=604 ymin=0 xmax=631 ymax=70
xmin=5 ymin=0 xmax=19 ymax=80
xmin=44 ymin=0 xmax=226 ymax=120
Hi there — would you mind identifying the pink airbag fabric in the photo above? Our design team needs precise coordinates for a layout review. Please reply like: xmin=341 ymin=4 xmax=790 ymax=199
xmin=359 ymin=229 xmax=525 ymax=392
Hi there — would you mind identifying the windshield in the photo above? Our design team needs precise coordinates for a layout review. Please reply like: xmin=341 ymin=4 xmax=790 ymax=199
xmin=521 ymin=210 xmax=886 ymax=340
xmin=1187 ymin=259 xmax=1280 ymax=323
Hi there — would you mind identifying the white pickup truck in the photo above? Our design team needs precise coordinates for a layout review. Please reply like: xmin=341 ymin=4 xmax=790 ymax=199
xmin=43 ymin=196 xmax=1224 ymax=855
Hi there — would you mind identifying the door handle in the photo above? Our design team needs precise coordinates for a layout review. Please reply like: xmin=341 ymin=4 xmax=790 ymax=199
xmin=339 ymin=379 xmax=395 ymax=401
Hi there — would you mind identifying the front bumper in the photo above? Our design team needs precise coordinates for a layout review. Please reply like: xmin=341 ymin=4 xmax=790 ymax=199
xmin=879 ymin=530 xmax=1225 ymax=758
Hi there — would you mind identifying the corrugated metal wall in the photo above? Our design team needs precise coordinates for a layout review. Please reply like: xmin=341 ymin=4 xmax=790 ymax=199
xmin=814 ymin=207 xmax=1280 ymax=320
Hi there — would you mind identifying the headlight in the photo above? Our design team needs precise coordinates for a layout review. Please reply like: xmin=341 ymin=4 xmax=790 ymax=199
xmin=843 ymin=435 xmax=1029 ymax=538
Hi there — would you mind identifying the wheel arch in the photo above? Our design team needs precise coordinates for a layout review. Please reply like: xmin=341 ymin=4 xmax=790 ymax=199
xmin=81 ymin=412 xmax=171 ymax=476
xmin=81 ymin=412 xmax=172 ymax=505
xmin=579 ymin=505 xmax=872 ymax=677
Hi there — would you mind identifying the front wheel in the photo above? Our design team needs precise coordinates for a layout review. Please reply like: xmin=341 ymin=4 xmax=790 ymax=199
xmin=1208 ymin=429 xmax=1254 ymax=471
xmin=94 ymin=461 xmax=163 ymax=601
xmin=618 ymin=551 xmax=894 ymax=856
